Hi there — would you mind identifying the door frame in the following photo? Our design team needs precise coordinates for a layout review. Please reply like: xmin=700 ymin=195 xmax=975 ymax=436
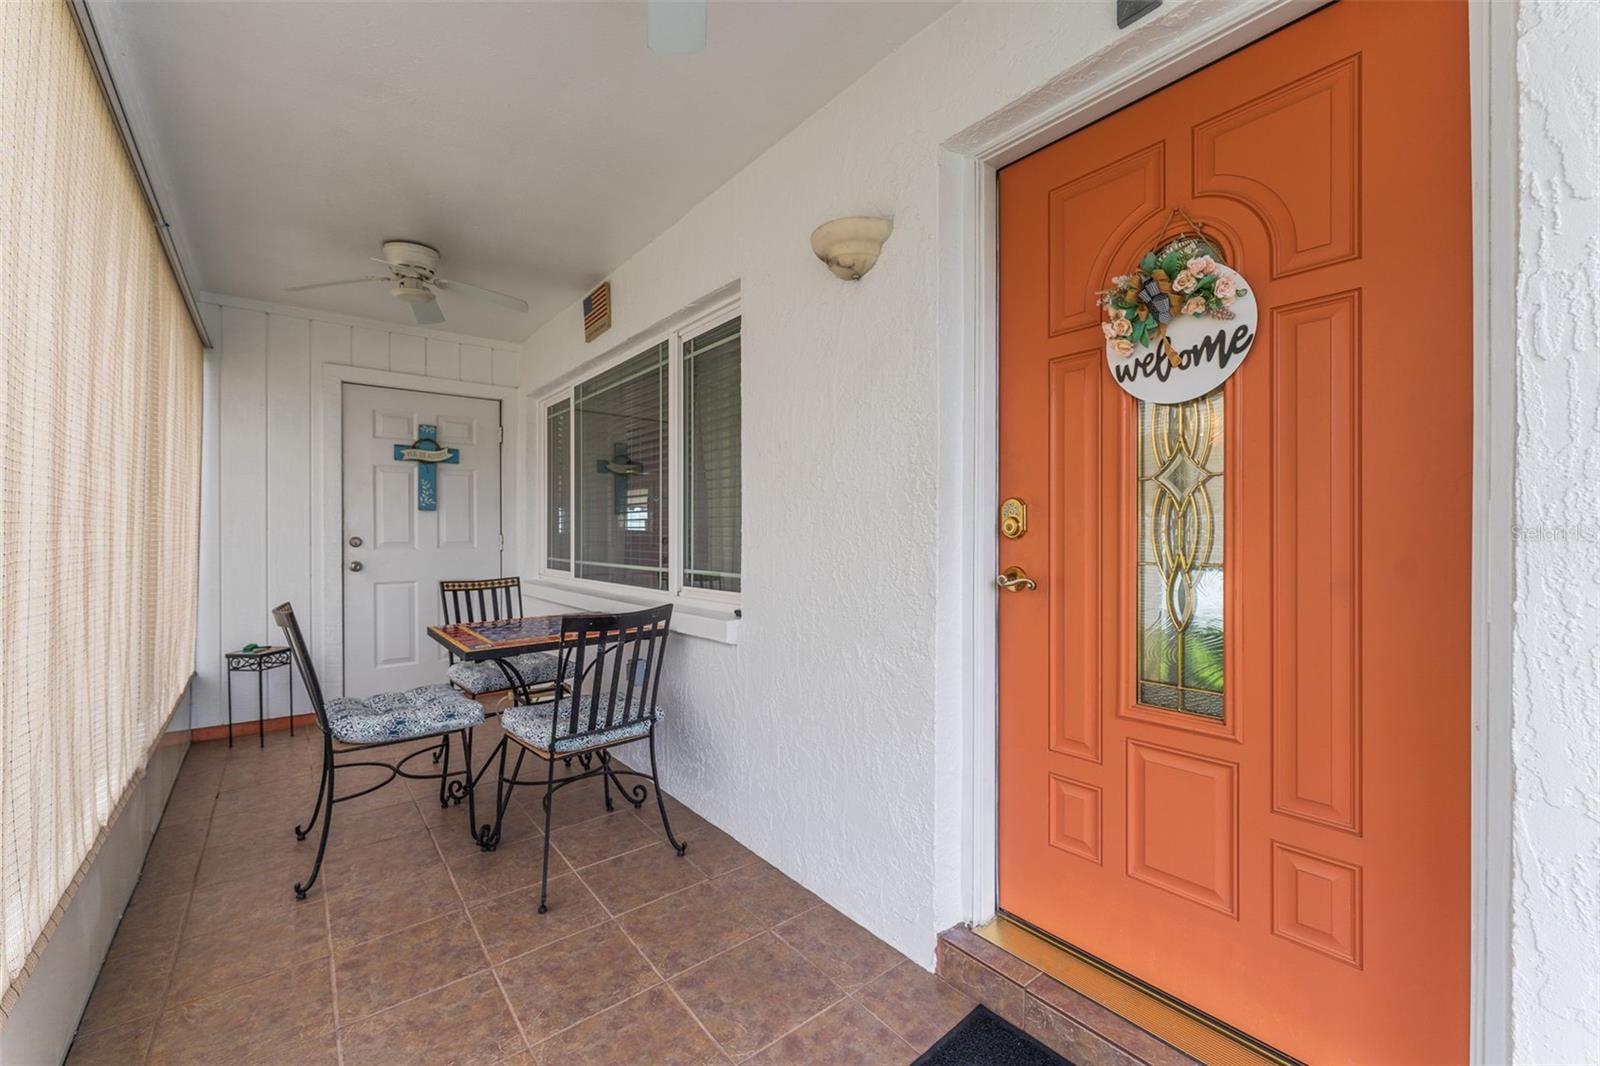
xmin=935 ymin=2 xmax=1516 ymax=1060
xmin=311 ymin=365 xmax=523 ymax=700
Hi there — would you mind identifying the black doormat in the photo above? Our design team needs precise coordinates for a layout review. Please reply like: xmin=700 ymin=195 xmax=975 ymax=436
xmin=913 ymin=1005 xmax=1074 ymax=1065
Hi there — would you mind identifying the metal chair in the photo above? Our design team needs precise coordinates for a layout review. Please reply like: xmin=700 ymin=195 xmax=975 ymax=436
xmin=480 ymin=604 xmax=687 ymax=912
xmin=439 ymin=577 xmax=564 ymax=702
xmin=273 ymin=602 xmax=486 ymax=899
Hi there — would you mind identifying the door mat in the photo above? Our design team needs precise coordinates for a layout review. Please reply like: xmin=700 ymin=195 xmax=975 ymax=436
xmin=913 ymin=1005 xmax=1073 ymax=1065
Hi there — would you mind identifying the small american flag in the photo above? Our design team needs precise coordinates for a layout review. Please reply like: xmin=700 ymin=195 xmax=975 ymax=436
xmin=583 ymin=281 xmax=612 ymax=342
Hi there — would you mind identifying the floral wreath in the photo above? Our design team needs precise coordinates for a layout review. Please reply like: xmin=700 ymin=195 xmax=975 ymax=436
xmin=1099 ymin=212 xmax=1248 ymax=366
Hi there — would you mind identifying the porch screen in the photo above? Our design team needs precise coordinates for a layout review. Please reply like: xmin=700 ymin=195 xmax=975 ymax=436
xmin=0 ymin=0 xmax=203 ymax=1016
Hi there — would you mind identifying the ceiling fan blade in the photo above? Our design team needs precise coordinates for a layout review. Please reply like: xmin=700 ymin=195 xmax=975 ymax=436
xmin=433 ymin=277 xmax=530 ymax=314
xmin=648 ymin=0 xmax=706 ymax=54
xmin=411 ymin=299 xmax=446 ymax=326
xmin=285 ymin=275 xmax=389 ymax=293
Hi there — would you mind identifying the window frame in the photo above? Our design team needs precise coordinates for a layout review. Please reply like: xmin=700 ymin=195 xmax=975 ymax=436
xmin=537 ymin=296 xmax=742 ymax=609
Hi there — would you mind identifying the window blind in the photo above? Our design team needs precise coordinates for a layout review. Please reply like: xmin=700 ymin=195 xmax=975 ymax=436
xmin=574 ymin=343 xmax=668 ymax=589
xmin=546 ymin=399 xmax=571 ymax=571
xmin=0 ymin=0 xmax=203 ymax=1016
xmin=683 ymin=318 xmax=741 ymax=592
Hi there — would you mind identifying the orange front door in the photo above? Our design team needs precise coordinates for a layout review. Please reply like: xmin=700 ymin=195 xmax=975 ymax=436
xmin=996 ymin=4 xmax=1472 ymax=1063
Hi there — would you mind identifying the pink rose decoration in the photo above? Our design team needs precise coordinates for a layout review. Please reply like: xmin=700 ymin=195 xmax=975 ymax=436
xmin=1213 ymin=275 xmax=1237 ymax=299
xmin=1186 ymin=255 xmax=1216 ymax=276
xmin=1102 ymin=322 xmax=1117 ymax=340
xmin=1112 ymin=317 xmax=1133 ymax=337
xmin=1181 ymin=296 xmax=1207 ymax=316
xmin=1173 ymin=270 xmax=1197 ymax=294
xmin=1112 ymin=338 xmax=1134 ymax=356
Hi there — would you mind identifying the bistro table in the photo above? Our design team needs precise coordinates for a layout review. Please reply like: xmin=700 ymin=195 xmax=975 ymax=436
xmin=426 ymin=614 xmax=573 ymax=847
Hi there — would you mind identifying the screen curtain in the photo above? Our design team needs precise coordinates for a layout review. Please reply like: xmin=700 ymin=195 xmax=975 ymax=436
xmin=0 ymin=0 xmax=203 ymax=1016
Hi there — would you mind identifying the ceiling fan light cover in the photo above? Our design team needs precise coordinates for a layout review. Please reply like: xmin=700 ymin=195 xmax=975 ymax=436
xmin=390 ymin=279 xmax=434 ymax=304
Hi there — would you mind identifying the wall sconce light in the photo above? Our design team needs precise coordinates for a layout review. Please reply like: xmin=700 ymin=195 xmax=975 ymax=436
xmin=810 ymin=216 xmax=893 ymax=280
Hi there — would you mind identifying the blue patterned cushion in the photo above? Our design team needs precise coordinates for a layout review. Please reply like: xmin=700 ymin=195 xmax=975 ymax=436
xmin=325 ymin=683 xmax=485 ymax=745
xmin=447 ymin=652 xmax=563 ymax=695
xmin=502 ymin=696 xmax=660 ymax=754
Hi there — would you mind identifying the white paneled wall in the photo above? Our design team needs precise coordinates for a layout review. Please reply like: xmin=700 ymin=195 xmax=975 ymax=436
xmin=195 ymin=295 xmax=520 ymax=730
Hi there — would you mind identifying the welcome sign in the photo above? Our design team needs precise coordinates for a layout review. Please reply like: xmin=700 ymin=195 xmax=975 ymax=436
xmin=1104 ymin=262 xmax=1258 ymax=404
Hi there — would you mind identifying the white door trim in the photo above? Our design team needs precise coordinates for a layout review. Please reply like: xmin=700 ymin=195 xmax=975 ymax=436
xmin=311 ymin=363 xmax=523 ymax=700
xmin=936 ymin=2 xmax=1515 ymax=1061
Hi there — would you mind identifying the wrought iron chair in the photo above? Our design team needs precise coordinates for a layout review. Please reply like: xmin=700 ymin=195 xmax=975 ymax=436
xmin=440 ymin=577 xmax=565 ymax=702
xmin=273 ymin=602 xmax=486 ymax=899
xmin=480 ymin=605 xmax=687 ymax=912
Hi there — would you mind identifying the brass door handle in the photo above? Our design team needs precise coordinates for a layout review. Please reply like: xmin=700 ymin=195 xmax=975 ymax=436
xmin=996 ymin=566 xmax=1037 ymax=592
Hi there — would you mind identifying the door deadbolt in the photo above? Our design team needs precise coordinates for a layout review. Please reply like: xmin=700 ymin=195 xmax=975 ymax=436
xmin=348 ymin=561 xmax=364 ymax=573
xmin=1000 ymin=498 xmax=1028 ymax=539
xmin=348 ymin=535 xmax=363 ymax=548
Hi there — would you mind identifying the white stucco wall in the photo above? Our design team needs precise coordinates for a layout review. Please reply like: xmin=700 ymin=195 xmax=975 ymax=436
xmin=1511 ymin=2 xmax=1600 ymax=1061
xmin=520 ymin=0 xmax=1157 ymax=966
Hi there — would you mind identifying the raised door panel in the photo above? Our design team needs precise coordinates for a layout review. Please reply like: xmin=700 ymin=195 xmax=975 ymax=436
xmin=1271 ymin=292 xmax=1362 ymax=831
xmin=372 ymin=466 xmax=417 ymax=550
xmin=1126 ymin=740 xmax=1238 ymax=917
xmin=436 ymin=468 xmax=478 ymax=549
xmin=1192 ymin=56 xmax=1360 ymax=278
xmin=1048 ymin=353 xmax=1106 ymax=762
xmin=1048 ymin=145 xmax=1165 ymax=335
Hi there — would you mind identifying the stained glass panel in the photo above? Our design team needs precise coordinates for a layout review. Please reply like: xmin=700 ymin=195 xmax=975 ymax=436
xmin=1136 ymin=390 xmax=1225 ymax=719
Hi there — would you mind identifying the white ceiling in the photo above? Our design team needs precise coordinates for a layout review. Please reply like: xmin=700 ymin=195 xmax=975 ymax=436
xmin=93 ymin=1 xmax=953 ymax=343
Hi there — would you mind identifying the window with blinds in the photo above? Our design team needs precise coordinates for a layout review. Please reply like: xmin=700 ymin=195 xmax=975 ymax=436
xmin=546 ymin=399 xmax=571 ymax=571
xmin=684 ymin=319 xmax=741 ymax=592
xmin=574 ymin=343 xmax=669 ymax=589
xmin=542 ymin=310 xmax=740 ymax=600
xmin=1 ymin=0 xmax=203 ymax=1016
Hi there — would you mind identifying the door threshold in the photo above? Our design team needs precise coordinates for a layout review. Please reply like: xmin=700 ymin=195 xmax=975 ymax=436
xmin=944 ymin=916 xmax=1297 ymax=1066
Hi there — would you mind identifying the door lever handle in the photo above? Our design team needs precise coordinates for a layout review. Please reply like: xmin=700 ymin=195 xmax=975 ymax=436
xmin=996 ymin=566 xmax=1037 ymax=592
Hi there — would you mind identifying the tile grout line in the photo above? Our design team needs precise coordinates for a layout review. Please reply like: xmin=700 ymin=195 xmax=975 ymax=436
xmin=434 ymin=788 xmax=541 ymax=1057
xmin=736 ymin=978 xmax=850 ymax=1064
xmin=324 ymin=886 xmax=343 ymax=1066
xmin=662 ymin=981 xmax=737 ymax=1064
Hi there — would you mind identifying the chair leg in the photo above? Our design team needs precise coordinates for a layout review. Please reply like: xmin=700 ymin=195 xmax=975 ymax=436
xmin=598 ymin=751 xmax=645 ymax=810
xmin=538 ymin=753 xmax=558 ymax=913
xmin=602 ymin=755 xmax=614 ymax=811
xmin=480 ymin=742 xmax=521 ymax=851
xmin=459 ymin=727 xmax=477 ymax=840
xmin=646 ymin=728 xmax=687 ymax=856
xmin=437 ymin=733 xmax=453 ymax=808
xmin=295 ymin=737 xmax=335 ymax=899
xmin=294 ymin=740 xmax=329 ymax=841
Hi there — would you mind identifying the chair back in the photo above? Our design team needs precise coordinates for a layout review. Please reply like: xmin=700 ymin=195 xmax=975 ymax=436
xmin=272 ymin=602 xmax=332 ymax=735
xmin=438 ymin=577 xmax=526 ymax=663
xmin=551 ymin=605 xmax=673 ymax=746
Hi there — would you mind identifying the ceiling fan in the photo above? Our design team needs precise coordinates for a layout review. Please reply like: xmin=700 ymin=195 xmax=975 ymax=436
xmin=285 ymin=240 xmax=528 ymax=326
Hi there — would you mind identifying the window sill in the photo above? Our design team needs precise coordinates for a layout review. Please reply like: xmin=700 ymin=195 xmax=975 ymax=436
xmin=522 ymin=576 xmax=741 ymax=645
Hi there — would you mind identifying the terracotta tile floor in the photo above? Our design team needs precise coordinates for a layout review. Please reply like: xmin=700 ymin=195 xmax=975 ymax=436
xmin=68 ymin=722 xmax=975 ymax=1064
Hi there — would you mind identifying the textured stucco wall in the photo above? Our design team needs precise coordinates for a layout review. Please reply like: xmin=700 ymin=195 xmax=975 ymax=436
xmin=518 ymin=0 xmax=1166 ymax=965
xmin=1512 ymin=2 xmax=1600 ymax=1061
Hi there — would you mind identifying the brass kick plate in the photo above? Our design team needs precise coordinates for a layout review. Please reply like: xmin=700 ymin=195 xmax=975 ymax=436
xmin=1000 ymin=498 xmax=1028 ymax=539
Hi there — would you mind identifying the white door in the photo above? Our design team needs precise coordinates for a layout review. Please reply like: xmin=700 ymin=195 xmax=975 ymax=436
xmin=342 ymin=383 xmax=502 ymax=697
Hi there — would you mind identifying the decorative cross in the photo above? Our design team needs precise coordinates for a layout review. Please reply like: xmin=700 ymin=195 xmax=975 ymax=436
xmin=394 ymin=424 xmax=459 ymax=511
xmin=596 ymin=443 xmax=644 ymax=514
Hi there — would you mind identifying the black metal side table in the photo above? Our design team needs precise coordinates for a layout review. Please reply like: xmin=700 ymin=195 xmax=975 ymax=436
xmin=224 ymin=646 xmax=294 ymax=748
